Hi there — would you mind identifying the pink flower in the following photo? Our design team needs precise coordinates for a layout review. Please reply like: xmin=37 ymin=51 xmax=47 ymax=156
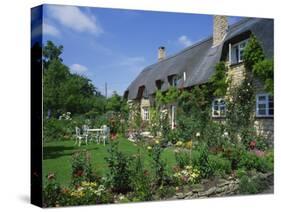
xmin=254 ymin=149 xmax=265 ymax=157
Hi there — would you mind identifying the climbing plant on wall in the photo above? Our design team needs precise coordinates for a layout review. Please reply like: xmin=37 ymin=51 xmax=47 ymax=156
xmin=243 ymin=35 xmax=274 ymax=94
xmin=224 ymin=35 xmax=273 ymax=145
xmin=209 ymin=61 xmax=229 ymax=97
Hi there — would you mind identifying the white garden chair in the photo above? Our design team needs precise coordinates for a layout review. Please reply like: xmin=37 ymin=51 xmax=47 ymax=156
xmin=75 ymin=127 xmax=87 ymax=146
xmin=100 ymin=125 xmax=110 ymax=146
xmin=82 ymin=125 xmax=89 ymax=144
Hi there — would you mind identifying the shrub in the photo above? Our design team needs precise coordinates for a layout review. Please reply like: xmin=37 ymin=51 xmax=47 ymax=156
xmin=173 ymin=165 xmax=200 ymax=186
xmin=43 ymin=174 xmax=62 ymax=207
xmin=174 ymin=149 xmax=190 ymax=169
xmin=202 ymin=121 xmax=225 ymax=150
xmin=236 ymin=168 xmax=247 ymax=179
xmin=194 ymin=145 xmax=213 ymax=178
xmin=176 ymin=115 xmax=202 ymax=141
xmin=149 ymin=144 xmax=169 ymax=186
xmin=156 ymin=185 xmax=176 ymax=199
xmin=64 ymin=181 xmax=112 ymax=205
xmin=238 ymin=151 xmax=272 ymax=173
xmin=239 ymin=175 xmax=268 ymax=194
xmin=71 ymin=150 xmax=95 ymax=187
xmin=105 ymin=142 xmax=132 ymax=193
xmin=167 ymin=129 xmax=181 ymax=144
xmin=130 ymin=151 xmax=152 ymax=201
xmin=43 ymin=118 xmax=70 ymax=142
xmin=209 ymin=155 xmax=232 ymax=177
xmin=222 ymin=145 xmax=245 ymax=170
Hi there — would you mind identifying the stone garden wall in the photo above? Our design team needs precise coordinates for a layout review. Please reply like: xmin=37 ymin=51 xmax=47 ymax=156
xmin=173 ymin=172 xmax=273 ymax=200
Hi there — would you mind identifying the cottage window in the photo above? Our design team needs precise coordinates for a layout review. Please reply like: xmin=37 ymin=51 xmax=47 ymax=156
xmin=256 ymin=94 xmax=273 ymax=117
xmin=143 ymin=87 xmax=149 ymax=99
xmin=169 ymin=75 xmax=179 ymax=87
xmin=143 ymin=107 xmax=150 ymax=121
xmin=212 ymin=98 xmax=226 ymax=117
xmin=230 ymin=40 xmax=248 ymax=64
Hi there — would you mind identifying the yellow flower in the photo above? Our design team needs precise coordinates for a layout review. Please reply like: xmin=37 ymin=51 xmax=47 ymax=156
xmin=186 ymin=140 xmax=193 ymax=149
xmin=155 ymin=140 xmax=160 ymax=144
xmin=147 ymin=146 xmax=152 ymax=150
xmin=176 ymin=141 xmax=183 ymax=147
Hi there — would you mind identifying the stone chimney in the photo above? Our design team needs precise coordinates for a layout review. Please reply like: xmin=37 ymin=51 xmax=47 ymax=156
xmin=213 ymin=15 xmax=228 ymax=46
xmin=158 ymin=46 xmax=166 ymax=61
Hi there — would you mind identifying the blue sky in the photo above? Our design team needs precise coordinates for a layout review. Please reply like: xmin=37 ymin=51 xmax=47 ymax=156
xmin=34 ymin=4 xmax=241 ymax=96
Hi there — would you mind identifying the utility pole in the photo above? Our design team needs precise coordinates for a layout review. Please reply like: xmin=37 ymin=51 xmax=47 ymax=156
xmin=105 ymin=82 xmax=107 ymax=98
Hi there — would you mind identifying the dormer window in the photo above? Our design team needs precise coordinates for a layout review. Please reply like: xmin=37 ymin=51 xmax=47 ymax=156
xmin=155 ymin=79 xmax=163 ymax=90
xmin=143 ymin=87 xmax=148 ymax=99
xmin=168 ymin=75 xmax=179 ymax=87
xmin=137 ymin=85 xmax=148 ymax=99
xmin=230 ymin=39 xmax=248 ymax=64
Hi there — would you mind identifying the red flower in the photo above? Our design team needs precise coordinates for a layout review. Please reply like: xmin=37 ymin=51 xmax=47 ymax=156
xmin=143 ymin=170 xmax=149 ymax=176
xmin=74 ymin=169 xmax=84 ymax=177
xmin=249 ymin=141 xmax=256 ymax=150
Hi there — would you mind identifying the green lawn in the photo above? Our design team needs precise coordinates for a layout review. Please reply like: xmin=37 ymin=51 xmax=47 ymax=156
xmin=43 ymin=137 xmax=177 ymax=186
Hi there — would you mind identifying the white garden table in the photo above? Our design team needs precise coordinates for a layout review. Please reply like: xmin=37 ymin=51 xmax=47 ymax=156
xmin=87 ymin=128 xmax=103 ymax=144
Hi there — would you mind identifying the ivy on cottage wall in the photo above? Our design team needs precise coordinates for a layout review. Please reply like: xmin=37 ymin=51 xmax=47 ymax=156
xmin=209 ymin=61 xmax=229 ymax=97
xmin=243 ymin=35 xmax=274 ymax=94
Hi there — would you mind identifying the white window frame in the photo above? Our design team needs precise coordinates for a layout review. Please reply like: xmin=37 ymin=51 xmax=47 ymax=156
xmin=230 ymin=39 xmax=248 ymax=64
xmin=142 ymin=107 xmax=150 ymax=121
xmin=212 ymin=98 xmax=226 ymax=117
xmin=256 ymin=93 xmax=273 ymax=117
xmin=183 ymin=72 xmax=186 ymax=81
xmin=171 ymin=105 xmax=176 ymax=129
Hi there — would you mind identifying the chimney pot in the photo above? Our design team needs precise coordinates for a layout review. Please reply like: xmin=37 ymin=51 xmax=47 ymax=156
xmin=158 ymin=46 xmax=166 ymax=61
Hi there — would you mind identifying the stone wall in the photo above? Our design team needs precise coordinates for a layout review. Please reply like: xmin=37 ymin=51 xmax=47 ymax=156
xmin=140 ymin=98 xmax=150 ymax=120
xmin=227 ymin=63 xmax=245 ymax=87
xmin=227 ymin=63 xmax=274 ymax=144
xmin=254 ymin=119 xmax=274 ymax=145
xmin=172 ymin=172 xmax=273 ymax=200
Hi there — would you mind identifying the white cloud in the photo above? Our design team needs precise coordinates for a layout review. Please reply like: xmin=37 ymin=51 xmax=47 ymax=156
xmin=43 ymin=22 xmax=60 ymax=37
xmin=70 ymin=64 xmax=88 ymax=74
xmin=178 ymin=35 xmax=193 ymax=47
xmin=47 ymin=5 xmax=102 ymax=35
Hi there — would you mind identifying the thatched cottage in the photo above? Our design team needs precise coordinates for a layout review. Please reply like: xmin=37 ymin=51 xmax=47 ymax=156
xmin=124 ymin=16 xmax=274 ymax=142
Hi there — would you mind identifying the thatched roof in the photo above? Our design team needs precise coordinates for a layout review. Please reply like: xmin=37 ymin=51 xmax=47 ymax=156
xmin=124 ymin=18 xmax=273 ymax=100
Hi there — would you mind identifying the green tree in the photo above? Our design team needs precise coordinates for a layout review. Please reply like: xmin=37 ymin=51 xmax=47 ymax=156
xmin=43 ymin=40 xmax=102 ymax=116
xmin=43 ymin=59 xmax=70 ymax=113
xmin=106 ymin=91 xmax=125 ymax=112
xmin=43 ymin=41 xmax=63 ymax=67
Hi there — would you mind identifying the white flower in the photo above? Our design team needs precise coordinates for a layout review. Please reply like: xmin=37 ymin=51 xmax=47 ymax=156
xmin=196 ymin=132 xmax=201 ymax=137
xmin=222 ymin=131 xmax=229 ymax=137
